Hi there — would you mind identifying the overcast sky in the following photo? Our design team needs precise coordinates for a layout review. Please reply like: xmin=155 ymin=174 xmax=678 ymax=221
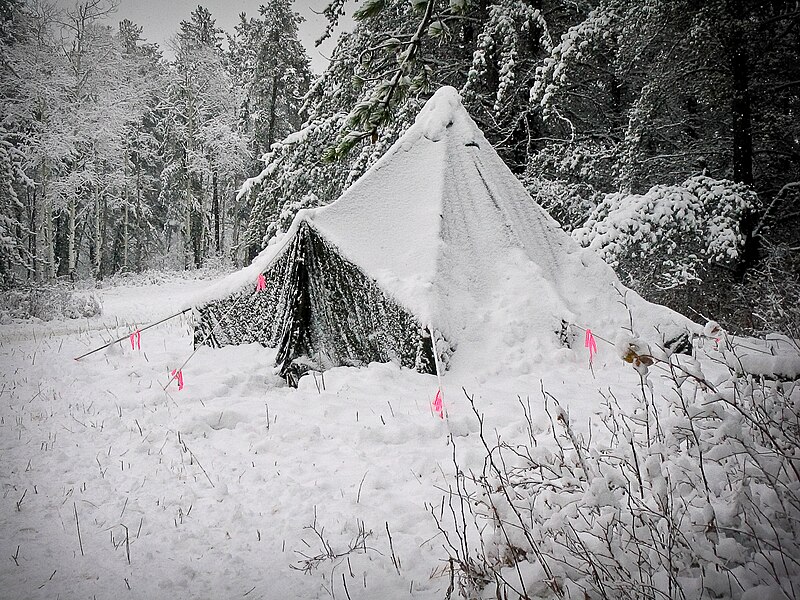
xmin=64 ymin=0 xmax=352 ymax=73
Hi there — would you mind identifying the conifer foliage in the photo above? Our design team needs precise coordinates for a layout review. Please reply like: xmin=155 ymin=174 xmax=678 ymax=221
xmin=0 ymin=1 xmax=310 ymax=282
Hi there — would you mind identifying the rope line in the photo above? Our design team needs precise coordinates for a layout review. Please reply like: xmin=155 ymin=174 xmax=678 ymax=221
xmin=74 ymin=308 xmax=191 ymax=361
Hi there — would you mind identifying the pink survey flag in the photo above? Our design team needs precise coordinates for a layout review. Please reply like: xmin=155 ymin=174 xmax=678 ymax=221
xmin=170 ymin=368 xmax=184 ymax=391
xmin=256 ymin=273 xmax=266 ymax=291
xmin=432 ymin=389 xmax=444 ymax=419
xmin=130 ymin=330 xmax=141 ymax=350
xmin=584 ymin=329 xmax=598 ymax=364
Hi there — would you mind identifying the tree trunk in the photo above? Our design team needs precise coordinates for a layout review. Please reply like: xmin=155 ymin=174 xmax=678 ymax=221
xmin=38 ymin=161 xmax=55 ymax=281
xmin=135 ymin=154 xmax=141 ymax=272
xmin=266 ymin=74 xmax=280 ymax=151
xmin=123 ymin=147 xmax=129 ymax=271
xmin=220 ymin=183 xmax=227 ymax=257
xmin=28 ymin=186 xmax=36 ymax=281
xmin=101 ymin=193 xmax=108 ymax=276
xmin=184 ymin=156 xmax=192 ymax=270
xmin=726 ymin=0 xmax=756 ymax=280
xmin=729 ymin=12 xmax=753 ymax=186
xmin=212 ymin=169 xmax=220 ymax=255
xmin=67 ymin=197 xmax=76 ymax=280
xmin=93 ymin=184 xmax=101 ymax=279
xmin=185 ymin=77 xmax=195 ymax=271
xmin=55 ymin=210 xmax=68 ymax=277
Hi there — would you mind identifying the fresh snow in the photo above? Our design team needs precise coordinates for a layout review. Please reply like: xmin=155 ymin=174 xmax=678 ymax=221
xmin=1 ymin=271 xmax=797 ymax=598
xmin=0 ymin=275 xmax=649 ymax=598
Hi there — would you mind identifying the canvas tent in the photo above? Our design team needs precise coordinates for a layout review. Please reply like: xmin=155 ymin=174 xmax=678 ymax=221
xmin=192 ymin=86 xmax=693 ymax=384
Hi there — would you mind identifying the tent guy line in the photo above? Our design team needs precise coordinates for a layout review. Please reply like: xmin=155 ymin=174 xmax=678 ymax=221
xmin=163 ymin=276 xmax=263 ymax=390
xmin=72 ymin=307 xmax=191 ymax=361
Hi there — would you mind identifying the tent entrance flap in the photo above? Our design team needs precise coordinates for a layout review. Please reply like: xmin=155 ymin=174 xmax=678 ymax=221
xmin=195 ymin=221 xmax=442 ymax=384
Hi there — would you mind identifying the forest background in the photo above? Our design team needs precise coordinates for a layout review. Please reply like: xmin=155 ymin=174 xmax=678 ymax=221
xmin=1 ymin=0 xmax=798 ymax=333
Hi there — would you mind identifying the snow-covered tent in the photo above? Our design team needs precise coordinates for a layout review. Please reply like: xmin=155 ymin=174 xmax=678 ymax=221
xmin=192 ymin=86 xmax=693 ymax=384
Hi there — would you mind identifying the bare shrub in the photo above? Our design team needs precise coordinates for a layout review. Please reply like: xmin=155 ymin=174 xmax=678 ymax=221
xmin=435 ymin=338 xmax=800 ymax=599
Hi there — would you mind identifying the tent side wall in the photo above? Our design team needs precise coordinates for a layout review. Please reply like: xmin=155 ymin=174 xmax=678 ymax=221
xmin=302 ymin=222 xmax=435 ymax=375
xmin=194 ymin=222 xmax=440 ymax=383
xmin=193 ymin=235 xmax=300 ymax=350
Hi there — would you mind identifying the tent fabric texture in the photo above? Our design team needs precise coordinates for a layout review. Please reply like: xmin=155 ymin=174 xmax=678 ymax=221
xmin=192 ymin=86 xmax=694 ymax=385
xmin=194 ymin=221 xmax=439 ymax=385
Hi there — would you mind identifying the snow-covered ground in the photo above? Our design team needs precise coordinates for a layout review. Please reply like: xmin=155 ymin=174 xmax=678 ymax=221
xmin=2 ymin=275 xmax=794 ymax=599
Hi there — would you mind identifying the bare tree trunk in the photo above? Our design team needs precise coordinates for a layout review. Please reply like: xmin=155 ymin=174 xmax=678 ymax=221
xmin=135 ymin=154 xmax=141 ymax=271
xmin=123 ymin=147 xmax=129 ymax=271
xmin=93 ymin=183 xmax=101 ymax=279
xmin=220 ymin=183 xmax=227 ymax=258
xmin=38 ymin=161 xmax=55 ymax=281
xmin=184 ymin=78 xmax=195 ymax=271
xmin=28 ymin=186 xmax=36 ymax=281
xmin=184 ymin=161 xmax=192 ymax=270
xmin=212 ymin=168 xmax=220 ymax=255
xmin=67 ymin=197 xmax=76 ymax=279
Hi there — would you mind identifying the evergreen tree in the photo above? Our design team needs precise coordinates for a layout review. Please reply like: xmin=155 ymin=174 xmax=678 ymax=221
xmin=159 ymin=6 xmax=247 ymax=269
xmin=228 ymin=0 xmax=311 ymax=163
xmin=0 ymin=1 xmax=34 ymax=285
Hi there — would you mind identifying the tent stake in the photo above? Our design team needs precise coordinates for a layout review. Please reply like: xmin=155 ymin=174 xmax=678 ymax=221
xmin=429 ymin=323 xmax=445 ymax=416
xmin=73 ymin=308 xmax=191 ymax=361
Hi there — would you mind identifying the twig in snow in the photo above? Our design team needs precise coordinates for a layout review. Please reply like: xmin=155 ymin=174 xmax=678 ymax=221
xmin=342 ymin=573 xmax=352 ymax=600
xmin=386 ymin=522 xmax=401 ymax=575
xmin=123 ymin=524 xmax=130 ymax=564
xmin=73 ymin=502 xmax=84 ymax=556
xmin=357 ymin=471 xmax=368 ymax=503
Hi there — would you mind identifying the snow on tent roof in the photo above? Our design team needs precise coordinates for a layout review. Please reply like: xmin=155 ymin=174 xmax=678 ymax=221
xmin=192 ymin=86 xmax=695 ymax=373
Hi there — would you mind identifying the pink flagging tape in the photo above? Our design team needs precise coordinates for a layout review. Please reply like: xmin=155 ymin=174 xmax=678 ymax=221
xmin=170 ymin=369 xmax=184 ymax=391
xmin=130 ymin=330 xmax=141 ymax=350
xmin=585 ymin=328 xmax=598 ymax=364
xmin=256 ymin=273 xmax=266 ymax=292
xmin=432 ymin=389 xmax=444 ymax=419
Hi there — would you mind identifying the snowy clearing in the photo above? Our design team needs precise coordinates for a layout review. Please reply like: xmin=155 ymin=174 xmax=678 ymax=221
xmin=1 ymin=275 xmax=797 ymax=599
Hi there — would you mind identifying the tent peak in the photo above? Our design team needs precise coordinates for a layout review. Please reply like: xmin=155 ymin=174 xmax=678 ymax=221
xmin=415 ymin=86 xmax=477 ymax=143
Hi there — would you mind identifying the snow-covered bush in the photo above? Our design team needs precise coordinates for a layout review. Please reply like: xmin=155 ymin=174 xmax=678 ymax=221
xmin=101 ymin=261 xmax=233 ymax=288
xmin=526 ymin=140 xmax=619 ymax=194
xmin=62 ymin=291 xmax=102 ymax=319
xmin=573 ymin=176 xmax=757 ymax=290
xmin=524 ymin=176 xmax=602 ymax=232
xmin=0 ymin=286 xmax=102 ymax=320
xmin=437 ymin=336 xmax=800 ymax=599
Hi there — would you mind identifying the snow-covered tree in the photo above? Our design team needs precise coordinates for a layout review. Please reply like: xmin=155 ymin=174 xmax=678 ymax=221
xmin=238 ymin=2 xmax=432 ymax=259
xmin=1 ymin=0 xmax=74 ymax=281
xmin=461 ymin=0 xmax=553 ymax=170
xmin=228 ymin=0 xmax=311 ymax=163
xmin=573 ymin=175 xmax=757 ymax=290
xmin=158 ymin=6 xmax=247 ymax=269
xmin=0 ymin=1 xmax=34 ymax=284
xmin=530 ymin=0 xmax=800 ymax=200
